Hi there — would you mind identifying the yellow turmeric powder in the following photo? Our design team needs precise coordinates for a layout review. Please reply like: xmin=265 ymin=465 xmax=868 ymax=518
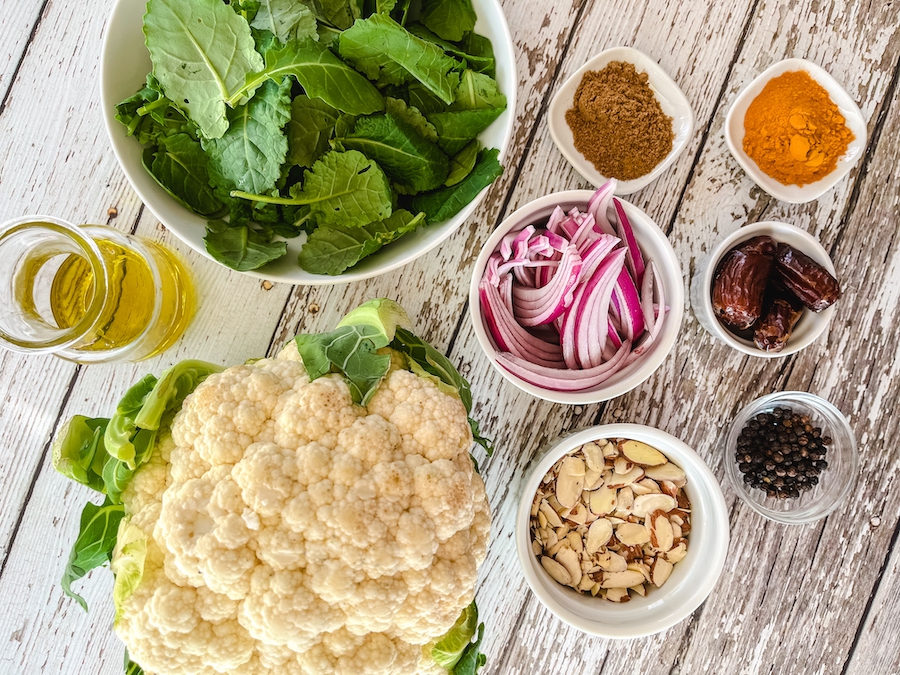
xmin=742 ymin=70 xmax=853 ymax=186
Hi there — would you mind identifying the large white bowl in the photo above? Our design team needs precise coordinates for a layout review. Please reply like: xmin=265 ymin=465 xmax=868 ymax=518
xmin=469 ymin=190 xmax=684 ymax=405
xmin=516 ymin=425 xmax=730 ymax=638
xmin=100 ymin=0 xmax=516 ymax=284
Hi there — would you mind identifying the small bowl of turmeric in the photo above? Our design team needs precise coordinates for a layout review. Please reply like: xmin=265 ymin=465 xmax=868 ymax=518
xmin=725 ymin=58 xmax=866 ymax=204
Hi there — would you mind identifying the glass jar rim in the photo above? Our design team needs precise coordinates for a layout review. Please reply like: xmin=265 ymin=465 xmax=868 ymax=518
xmin=0 ymin=216 xmax=109 ymax=351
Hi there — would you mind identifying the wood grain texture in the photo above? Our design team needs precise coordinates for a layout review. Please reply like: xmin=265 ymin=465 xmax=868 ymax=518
xmin=0 ymin=0 xmax=899 ymax=673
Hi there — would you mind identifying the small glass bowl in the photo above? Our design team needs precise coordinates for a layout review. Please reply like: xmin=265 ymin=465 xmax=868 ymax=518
xmin=724 ymin=391 xmax=858 ymax=525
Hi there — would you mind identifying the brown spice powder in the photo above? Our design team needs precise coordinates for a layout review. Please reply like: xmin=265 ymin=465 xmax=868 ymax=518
xmin=565 ymin=61 xmax=674 ymax=180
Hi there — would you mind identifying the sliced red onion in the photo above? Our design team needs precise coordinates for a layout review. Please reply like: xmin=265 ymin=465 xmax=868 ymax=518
xmin=588 ymin=180 xmax=617 ymax=236
xmin=546 ymin=206 xmax=566 ymax=234
xmin=573 ymin=249 xmax=626 ymax=368
xmin=495 ymin=340 xmax=631 ymax=392
xmin=612 ymin=198 xmax=645 ymax=288
xmin=613 ymin=268 xmax=645 ymax=342
xmin=512 ymin=244 xmax=583 ymax=326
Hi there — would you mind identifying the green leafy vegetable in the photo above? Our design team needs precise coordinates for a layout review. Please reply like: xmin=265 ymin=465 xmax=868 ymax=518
xmin=432 ymin=601 xmax=479 ymax=669
xmin=143 ymin=136 xmax=227 ymax=218
xmin=112 ymin=520 xmax=148 ymax=623
xmin=251 ymin=0 xmax=318 ymax=43
xmin=125 ymin=652 xmax=145 ymax=675
xmin=61 ymin=500 xmax=126 ymax=611
xmin=309 ymin=0 xmax=363 ymax=29
xmin=337 ymin=114 xmax=449 ymax=192
xmin=205 ymin=79 xmax=291 ymax=195
xmin=229 ymin=38 xmax=384 ymax=114
xmin=377 ymin=0 xmax=398 ymax=13
xmin=298 ymin=210 xmax=424 ymax=274
xmin=385 ymin=97 xmax=438 ymax=142
xmin=419 ymin=0 xmax=477 ymax=42
xmin=408 ymin=148 xmax=502 ymax=223
xmin=336 ymin=297 xmax=411 ymax=337
xmin=407 ymin=25 xmax=495 ymax=74
xmin=450 ymin=70 xmax=507 ymax=111
xmin=391 ymin=327 xmax=493 ymax=455
xmin=102 ymin=455 xmax=135 ymax=506
xmin=52 ymin=416 xmax=110 ymax=494
xmin=427 ymin=108 xmax=504 ymax=155
xmin=105 ymin=375 xmax=160 ymax=469
xmin=288 ymin=94 xmax=339 ymax=167
xmin=204 ymin=219 xmax=288 ymax=270
xmin=445 ymin=139 xmax=478 ymax=186
xmin=452 ymin=623 xmax=486 ymax=675
xmin=143 ymin=0 xmax=264 ymax=139
xmin=295 ymin=325 xmax=394 ymax=404
xmin=339 ymin=14 xmax=461 ymax=103
xmin=233 ymin=150 xmax=393 ymax=228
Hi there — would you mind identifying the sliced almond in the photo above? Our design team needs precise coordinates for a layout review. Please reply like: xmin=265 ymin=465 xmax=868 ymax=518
xmin=546 ymin=494 xmax=564 ymax=511
xmin=649 ymin=511 xmax=675 ymax=552
xmin=601 ymin=570 xmax=646 ymax=589
xmin=638 ymin=478 xmax=661 ymax=493
xmin=531 ymin=540 xmax=542 ymax=556
xmin=555 ymin=457 xmax=586 ymax=508
xmin=565 ymin=502 xmax=587 ymax=526
xmin=591 ymin=583 xmax=603 ymax=597
xmin=555 ymin=524 xmax=570 ymax=539
xmin=555 ymin=547 xmax=582 ymax=586
xmin=631 ymin=481 xmax=653 ymax=496
xmin=530 ymin=500 xmax=540 ymax=517
xmin=651 ymin=558 xmax=674 ymax=587
xmin=616 ymin=486 xmax=634 ymax=513
xmin=544 ymin=529 xmax=559 ymax=550
xmin=620 ymin=440 xmax=668 ymax=466
xmin=567 ymin=532 xmax=584 ymax=554
xmin=630 ymin=583 xmax=647 ymax=597
xmin=660 ymin=480 xmax=679 ymax=498
xmin=666 ymin=542 xmax=688 ymax=564
xmin=669 ymin=513 xmax=684 ymax=526
xmin=590 ymin=486 xmax=617 ymax=515
xmin=582 ymin=442 xmax=605 ymax=471
xmin=539 ymin=500 xmax=563 ymax=528
xmin=607 ymin=467 xmax=645 ymax=488
xmin=547 ymin=541 xmax=564 ymax=557
xmin=616 ymin=522 xmax=651 ymax=546
xmin=644 ymin=463 xmax=686 ymax=487
xmin=537 ymin=511 xmax=548 ymax=529
xmin=605 ymin=587 xmax=630 ymax=603
xmin=541 ymin=556 xmax=572 ymax=586
xmin=628 ymin=561 xmax=652 ymax=582
xmin=613 ymin=456 xmax=631 ymax=475
xmin=595 ymin=550 xmax=628 ymax=572
xmin=578 ymin=575 xmax=595 ymax=592
xmin=601 ymin=441 xmax=619 ymax=458
xmin=672 ymin=523 xmax=682 ymax=540
xmin=631 ymin=494 xmax=677 ymax=518
xmin=586 ymin=518 xmax=613 ymax=553
xmin=584 ymin=466 xmax=603 ymax=490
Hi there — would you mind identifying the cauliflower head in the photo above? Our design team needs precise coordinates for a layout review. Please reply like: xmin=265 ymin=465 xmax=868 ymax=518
xmin=115 ymin=344 xmax=490 ymax=675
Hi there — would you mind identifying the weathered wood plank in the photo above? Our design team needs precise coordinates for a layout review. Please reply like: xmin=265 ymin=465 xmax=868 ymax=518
xmin=0 ymin=0 xmax=46 ymax=105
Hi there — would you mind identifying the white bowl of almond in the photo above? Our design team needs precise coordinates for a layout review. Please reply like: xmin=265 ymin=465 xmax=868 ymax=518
xmin=516 ymin=424 xmax=729 ymax=638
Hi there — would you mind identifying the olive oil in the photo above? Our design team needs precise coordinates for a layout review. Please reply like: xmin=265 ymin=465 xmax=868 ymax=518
xmin=48 ymin=238 xmax=195 ymax=356
xmin=0 ymin=218 xmax=196 ymax=362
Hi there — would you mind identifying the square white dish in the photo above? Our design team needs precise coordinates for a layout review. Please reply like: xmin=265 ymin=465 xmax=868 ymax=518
xmin=547 ymin=46 xmax=695 ymax=195
xmin=724 ymin=58 xmax=867 ymax=204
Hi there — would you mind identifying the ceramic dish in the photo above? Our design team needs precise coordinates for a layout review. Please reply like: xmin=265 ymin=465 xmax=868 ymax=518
xmin=100 ymin=0 xmax=516 ymax=284
xmin=690 ymin=221 xmax=837 ymax=357
xmin=724 ymin=391 xmax=857 ymax=524
xmin=516 ymin=424 xmax=729 ymax=638
xmin=547 ymin=46 xmax=694 ymax=195
xmin=724 ymin=58 xmax=866 ymax=204
xmin=469 ymin=190 xmax=683 ymax=405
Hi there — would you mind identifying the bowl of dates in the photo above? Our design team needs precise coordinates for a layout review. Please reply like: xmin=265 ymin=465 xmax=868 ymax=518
xmin=690 ymin=221 xmax=841 ymax=356
xmin=724 ymin=391 xmax=858 ymax=524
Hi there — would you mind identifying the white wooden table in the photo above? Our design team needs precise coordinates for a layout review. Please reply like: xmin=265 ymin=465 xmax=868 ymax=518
xmin=1 ymin=1 xmax=900 ymax=673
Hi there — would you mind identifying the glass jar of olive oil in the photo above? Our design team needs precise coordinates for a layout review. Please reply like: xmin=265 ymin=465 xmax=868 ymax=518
xmin=0 ymin=216 xmax=195 ymax=362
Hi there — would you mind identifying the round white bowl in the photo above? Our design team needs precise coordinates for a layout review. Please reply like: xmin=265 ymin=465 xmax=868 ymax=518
xmin=100 ymin=0 xmax=516 ymax=284
xmin=724 ymin=58 xmax=866 ymax=204
xmin=689 ymin=221 xmax=837 ymax=357
xmin=548 ymin=47 xmax=695 ymax=195
xmin=516 ymin=424 xmax=729 ymax=638
xmin=469 ymin=190 xmax=684 ymax=405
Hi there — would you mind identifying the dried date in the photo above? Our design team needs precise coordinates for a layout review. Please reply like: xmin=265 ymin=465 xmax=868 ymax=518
xmin=712 ymin=236 xmax=777 ymax=330
xmin=754 ymin=295 xmax=803 ymax=352
xmin=774 ymin=244 xmax=842 ymax=312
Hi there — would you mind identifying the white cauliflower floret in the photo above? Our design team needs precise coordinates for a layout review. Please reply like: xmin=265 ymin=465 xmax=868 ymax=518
xmin=115 ymin=347 xmax=490 ymax=675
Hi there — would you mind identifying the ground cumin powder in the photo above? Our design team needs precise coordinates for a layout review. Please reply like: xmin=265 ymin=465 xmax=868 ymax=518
xmin=565 ymin=61 xmax=674 ymax=180
xmin=742 ymin=70 xmax=853 ymax=186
